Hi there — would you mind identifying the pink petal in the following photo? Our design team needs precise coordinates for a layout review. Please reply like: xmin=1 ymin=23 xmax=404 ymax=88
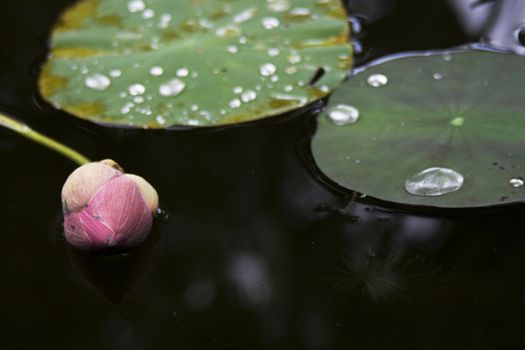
xmin=64 ymin=211 xmax=116 ymax=250
xmin=64 ymin=213 xmax=92 ymax=250
xmin=87 ymin=176 xmax=153 ymax=248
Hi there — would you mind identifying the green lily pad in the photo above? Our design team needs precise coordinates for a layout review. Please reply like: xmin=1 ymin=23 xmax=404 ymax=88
xmin=312 ymin=49 xmax=525 ymax=208
xmin=39 ymin=0 xmax=352 ymax=128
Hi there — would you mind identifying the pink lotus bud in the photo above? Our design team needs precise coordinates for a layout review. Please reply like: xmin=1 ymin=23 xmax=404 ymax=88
xmin=62 ymin=159 xmax=159 ymax=251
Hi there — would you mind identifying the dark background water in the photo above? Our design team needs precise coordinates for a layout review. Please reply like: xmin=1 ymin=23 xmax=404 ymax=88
xmin=2 ymin=0 xmax=525 ymax=349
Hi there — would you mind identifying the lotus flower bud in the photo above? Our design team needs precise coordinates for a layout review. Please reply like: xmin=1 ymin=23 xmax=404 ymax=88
xmin=62 ymin=159 xmax=159 ymax=251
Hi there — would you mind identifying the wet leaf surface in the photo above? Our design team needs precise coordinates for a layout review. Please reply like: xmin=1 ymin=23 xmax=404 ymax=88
xmin=39 ymin=0 xmax=352 ymax=128
xmin=312 ymin=49 xmax=525 ymax=208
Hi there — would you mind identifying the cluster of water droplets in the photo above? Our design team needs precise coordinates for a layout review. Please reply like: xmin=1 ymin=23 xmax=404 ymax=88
xmin=58 ymin=0 xmax=350 ymax=126
xmin=324 ymin=72 xmax=392 ymax=127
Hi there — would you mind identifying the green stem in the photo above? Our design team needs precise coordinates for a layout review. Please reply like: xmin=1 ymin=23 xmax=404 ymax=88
xmin=0 ymin=113 xmax=90 ymax=166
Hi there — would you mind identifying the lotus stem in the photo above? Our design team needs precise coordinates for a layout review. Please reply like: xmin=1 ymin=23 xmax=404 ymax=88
xmin=0 ymin=113 xmax=90 ymax=166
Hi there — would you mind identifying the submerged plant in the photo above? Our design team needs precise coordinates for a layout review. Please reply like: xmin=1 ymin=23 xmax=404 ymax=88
xmin=334 ymin=252 xmax=448 ymax=305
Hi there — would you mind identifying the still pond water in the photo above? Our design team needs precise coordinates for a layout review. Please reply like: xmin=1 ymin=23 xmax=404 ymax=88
xmin=1 ymin=0 xmax=525 ymax=349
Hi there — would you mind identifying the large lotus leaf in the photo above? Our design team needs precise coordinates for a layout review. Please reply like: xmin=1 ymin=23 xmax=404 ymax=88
xmin=312 ymin=50 xmax=525 ymax=208
xmin=39 ymin=0 xmax=352 ymax=128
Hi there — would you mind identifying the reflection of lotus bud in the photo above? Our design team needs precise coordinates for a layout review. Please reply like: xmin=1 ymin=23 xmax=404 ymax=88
xmin=62 ymin=159 xmax=159 ymax=251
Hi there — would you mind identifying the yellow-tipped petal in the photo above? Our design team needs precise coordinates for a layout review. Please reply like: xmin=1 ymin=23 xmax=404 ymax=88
xmin=62 ymin=161 xmax=122 ymax=213
xmin=99 ymin=159 xmax=124 ymax=172
xmin=124 ymin=174 xmax=159 ymax=214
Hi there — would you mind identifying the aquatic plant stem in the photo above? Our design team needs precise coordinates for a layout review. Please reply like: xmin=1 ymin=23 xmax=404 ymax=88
xmin=0 ymin=113 xmax=90 ymax=166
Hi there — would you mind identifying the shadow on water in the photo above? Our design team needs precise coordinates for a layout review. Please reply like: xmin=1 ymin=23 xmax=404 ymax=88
xmin=1 ymin=0 xmax=525 ymax=349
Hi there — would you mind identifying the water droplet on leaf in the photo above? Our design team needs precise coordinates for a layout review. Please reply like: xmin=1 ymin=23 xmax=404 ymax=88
xmin=405 ymin=167 xmax=464 ymax=196
xmin=262 ymin=17 xmax=280 ymax=29
xmin=85 ymin=73 xmax=111 ymax=91
xmin=432 ymin=72 xmax=444 ymax=80
xmin=234 ymin=8 xmax=256 ymax=23
xmin=128 ymin=83 xmax=146 ymax=96
xmin=142 ymin=9 xmax=155 ymax=19
xmin=267 ymin=0 xmax=291 ymax=12
xmin=288 ymin=53 xmax=302 ymax=64
xmin=150 ymin=66 xmax=164 ymax=77
xmin=229 ymin=99 xmax=241 ymax=108
xmin=109 ymin=69 xmax=122 ymax=78
xmin=128 ymin=0 xmax=145 ymax=13
xmin=259 ymin=63 xmax=277 ymax=76
xmin=267 ymin=48 xmax=280 ymax=57
xmin=326 ymin=104 xmax=359 ymax=126
xmin=159 ymin=13 xmax=172 ymax=28
xmin=227 ymin=45 xmax=239 ymax=53
xmin=156 ymin=115 xmax=166 ymax=125
xmin=159 ymin=79 xmax=186 ymax=97
xmin=450 ymin=117 xmax=464 ymax=127
xmin=241 ymin=90 xmax=257 ymax=102
xmin=510 ymin=177 xmax=524 ymax=188
xmin=366 ymin=73 xmax=388 ymax=87
xmin=288 ymin=7 xmax=311 ymax=18
xmin=176 ymin=68 xmax=190 ymax=78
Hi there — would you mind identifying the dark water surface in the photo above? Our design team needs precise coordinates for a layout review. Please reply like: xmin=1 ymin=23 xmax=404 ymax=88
xmin=2 ymin=1 xmax=525 ymax=349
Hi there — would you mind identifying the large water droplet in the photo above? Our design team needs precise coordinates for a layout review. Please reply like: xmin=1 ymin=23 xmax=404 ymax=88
xmin=510 ymin=177 xmax=524 ymax=188
xmin=405 ymin=167 xmax=464 ymax=196
xmin=259 ymin=63 xmax=277 ymax=76
xmin=262 ymin=17 xmax=280 ymax=29
xmin=85 ymin=74 xmax=111 ymax=91
xmin=159 ymin=79 xmax=186 ymax=97
xmin=128 ymin=0 xmax=145 ymax=13
xmin=326 ymin=104 xmax=359 ymax=126
xmin=367 ymin=73 xmax=388 ymax=87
